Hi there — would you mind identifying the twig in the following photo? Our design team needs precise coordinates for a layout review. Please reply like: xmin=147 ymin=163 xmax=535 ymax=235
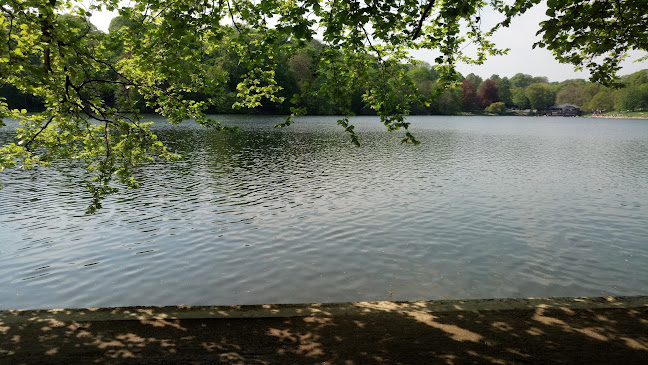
xmin=412 ymin=0 xmax=436 ymax=40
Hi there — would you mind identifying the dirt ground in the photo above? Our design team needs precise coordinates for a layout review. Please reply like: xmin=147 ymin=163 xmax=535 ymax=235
xmin=1 ymin=297 xmax=647 ymax=364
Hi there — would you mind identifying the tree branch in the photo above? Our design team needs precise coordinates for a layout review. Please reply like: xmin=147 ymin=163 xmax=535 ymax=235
xmin=23 ymin=116 xmax=55 ymax=151
xmin=412 ymin=0 xmax=436 ymax=40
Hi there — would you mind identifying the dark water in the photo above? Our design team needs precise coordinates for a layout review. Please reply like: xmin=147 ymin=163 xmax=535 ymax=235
xmin=1 ymin=115 xmax=647 ymax=310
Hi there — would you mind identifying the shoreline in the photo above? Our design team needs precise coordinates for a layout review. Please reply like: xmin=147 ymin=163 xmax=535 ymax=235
xmin=584 ymin=115 xmax=648 ymax=119
xmin=2 ymin=296 xmax=647 ymax=364
xmin=2 ymin=295 xmax=648 ymax=323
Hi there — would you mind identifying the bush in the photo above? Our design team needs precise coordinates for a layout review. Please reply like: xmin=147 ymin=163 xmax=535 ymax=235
xmin=485 ymin=102 xmax=506 ymax=115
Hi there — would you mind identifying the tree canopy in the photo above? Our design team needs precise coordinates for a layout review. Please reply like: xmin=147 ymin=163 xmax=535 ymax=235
xmin=1 ymin=0 xmax=646 ymax=211
xmin=524 ymin=83 xmax=555 ymax=109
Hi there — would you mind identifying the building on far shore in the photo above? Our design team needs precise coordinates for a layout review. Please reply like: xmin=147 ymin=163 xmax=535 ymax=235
xmin=543 ymin=103 xmax=581 ymax=116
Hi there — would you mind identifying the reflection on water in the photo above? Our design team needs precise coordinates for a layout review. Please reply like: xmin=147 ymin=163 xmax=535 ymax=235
xmin=1 ymin=115 xmax=647 ymax=309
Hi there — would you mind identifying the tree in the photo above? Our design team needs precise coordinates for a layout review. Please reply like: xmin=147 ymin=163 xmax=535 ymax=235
xmin=405 ymin=64 xmax=439 ymax=114
xmin=613 ymin=70 xmax=648 ymax=111
xmin=461 ymin=80 xmax=480 ymax=111
xmin=1 ymin=0 xmax=645 ymax=211
xmin=431 ymin=87 xmax=463 ymax=115
xmin=624 ymin=70 xmax=648 ymax=87
xmin=510 ymin=73 xmax=535 ymax=89
xmin=616 ymin=85 xmax=648 ymax=111
xmin=494 ymin=77 xmax=513 ymax=107
xmin=556 ymin=84 xmax=585 ymax=106
xmin=582 ymin=84 xmax=603 ymax=104
xmin=478 ymin=79 xmax=499 ymax=108
xmin=525 ymin=83 xmax=556 ymax=110
xmin=464 ymin=73 xmax=484 ymax=92
xmin=406 ymin=64 xmax=439 ymax=84
xmin=532 ymin=76 xmax=549 ymax=84
xmin=289 ymin=52 xmax=313 ymax=90
xmin=511 ymin=88 xmax=530 ymax=109
xmin=587 ymin=90 xmax=615 ymax=112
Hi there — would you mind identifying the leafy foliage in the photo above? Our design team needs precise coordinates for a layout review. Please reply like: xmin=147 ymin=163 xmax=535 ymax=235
xmin=1 ymin=0 xmax=645 ymax=210
xmin=497 ymin=0 xmax=647 ymax=86
xmin=537 ymin=0 xmax=648 ymax=85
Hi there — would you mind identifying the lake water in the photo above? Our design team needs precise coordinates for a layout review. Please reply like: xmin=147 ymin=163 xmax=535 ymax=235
xmin=1 ymin=115 xmax=647 ymax=310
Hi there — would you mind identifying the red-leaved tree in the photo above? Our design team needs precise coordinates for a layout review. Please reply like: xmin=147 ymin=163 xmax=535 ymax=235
xmin=461 ymin=80 xmax=480 ymax=110
xmin=479 ymin=79 xmax=500 ymax=107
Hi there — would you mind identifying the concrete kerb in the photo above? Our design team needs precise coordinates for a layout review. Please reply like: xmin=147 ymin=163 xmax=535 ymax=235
xmin=1 ymin=296 xmax=647 ymax=325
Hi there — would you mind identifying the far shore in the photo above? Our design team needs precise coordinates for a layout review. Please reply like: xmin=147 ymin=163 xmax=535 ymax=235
xmin=585 ymin=114 xmax=648 ymax=119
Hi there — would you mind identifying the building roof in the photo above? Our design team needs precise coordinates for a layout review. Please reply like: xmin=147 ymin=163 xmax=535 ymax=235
xmin=549 ymin=103 xmax=580 ymax=109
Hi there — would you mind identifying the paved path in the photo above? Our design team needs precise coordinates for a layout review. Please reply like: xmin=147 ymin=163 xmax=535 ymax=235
xmin=1 ymin=296 xmax=647 ymax=364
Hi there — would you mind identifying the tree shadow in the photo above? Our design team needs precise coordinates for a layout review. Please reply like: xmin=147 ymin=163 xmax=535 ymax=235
xmin=1 ymin=298 xmax=647 ymax=364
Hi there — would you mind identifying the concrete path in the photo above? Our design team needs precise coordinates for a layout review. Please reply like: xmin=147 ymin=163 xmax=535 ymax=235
xmin=1 ymin=296 xmax=647 ymax=364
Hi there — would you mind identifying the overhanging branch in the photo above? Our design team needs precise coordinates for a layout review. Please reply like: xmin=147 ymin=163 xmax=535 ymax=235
xmin=412 ymin=0 xmax=436 ymax=40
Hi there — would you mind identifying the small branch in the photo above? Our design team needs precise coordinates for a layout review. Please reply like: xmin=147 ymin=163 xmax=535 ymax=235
xmin=412 ymin=0 xmax=436 ymax=40
xmin=227 ymin=0 xmax=241 ymax=32
xmin=23 ymin=116 xmax=55 ymax=151
xmin=78 ymin=79 xmax=134 ymax=88
xmin=103 ymin=120 xmax=111 ymax=161
xmin=82 ymin=51 xmax=137 ymax=85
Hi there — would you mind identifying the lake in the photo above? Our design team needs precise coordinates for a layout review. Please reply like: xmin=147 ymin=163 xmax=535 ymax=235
xmin=1 ymin=115 xmax=647 ymax=310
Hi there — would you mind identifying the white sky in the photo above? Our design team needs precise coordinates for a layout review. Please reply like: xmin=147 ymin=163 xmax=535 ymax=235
xmin=89 ymin=2 xmax=647 ymax=83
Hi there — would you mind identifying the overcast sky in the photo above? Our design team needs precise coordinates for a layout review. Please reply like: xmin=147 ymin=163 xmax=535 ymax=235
xmin=409 ymin=4 xmax=647 ymax=82
xmin=90 ymin=3 xmax=647 ymax=83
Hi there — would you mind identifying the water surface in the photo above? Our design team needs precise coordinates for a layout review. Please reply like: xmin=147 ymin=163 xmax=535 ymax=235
xmin=1 ymin=115 xmax=647 ymax=309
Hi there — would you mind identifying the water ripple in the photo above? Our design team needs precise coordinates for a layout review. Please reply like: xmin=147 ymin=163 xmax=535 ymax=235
xmin=1 ymin=115 xmax=647 ymax=309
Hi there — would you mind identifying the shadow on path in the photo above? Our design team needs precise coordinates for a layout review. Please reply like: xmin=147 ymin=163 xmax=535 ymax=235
xmin=1 ymin=299 xmax=647 ymax=364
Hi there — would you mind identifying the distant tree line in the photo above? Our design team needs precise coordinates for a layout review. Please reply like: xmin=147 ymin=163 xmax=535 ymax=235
xmin=408 ymin=68 xmax=648 ymax=115
xmin=1 ymin=15 xmax=646 ymax=116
